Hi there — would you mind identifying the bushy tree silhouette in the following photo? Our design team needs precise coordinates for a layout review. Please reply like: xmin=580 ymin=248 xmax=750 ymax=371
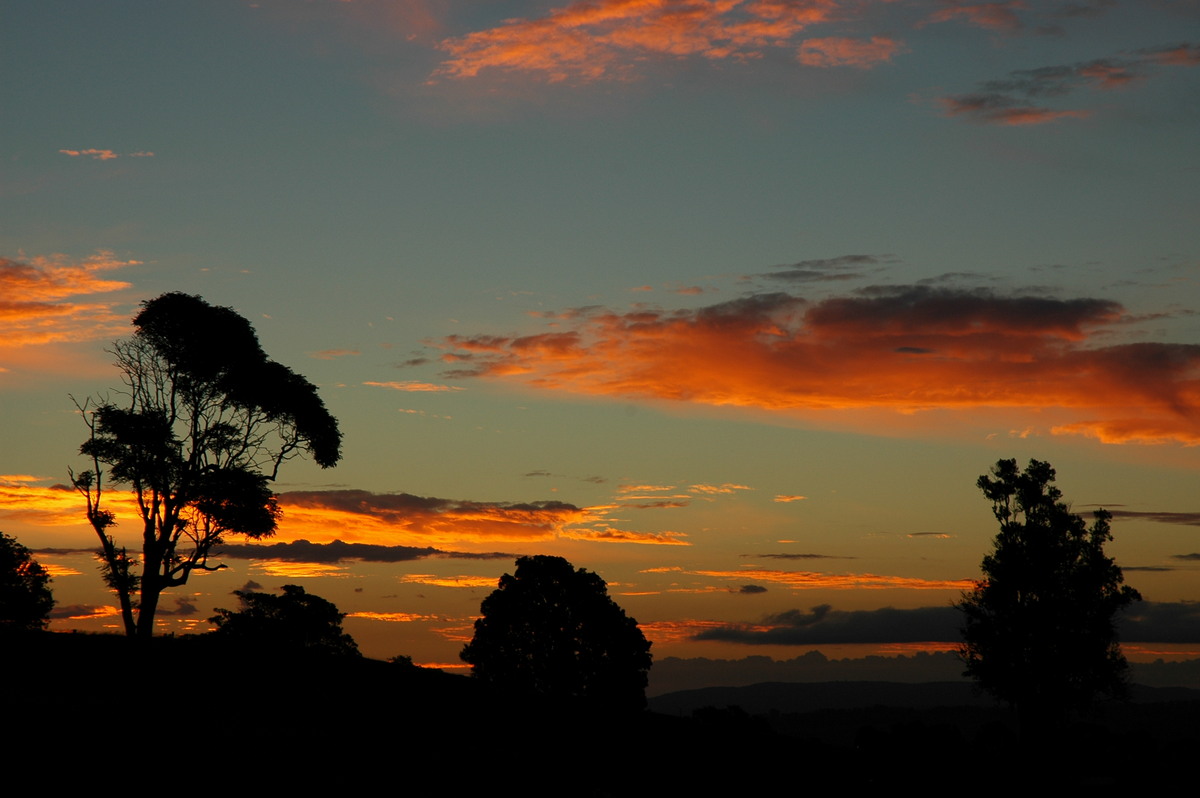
xmin=208 ymin=584 xmax=360 ymax=656
xmin=461 ymin=555 xmax=652 ymax=710
xmin=0 ymin=532 xmax=54 ymax=632
xmin=958 ymin=459 xmax=1141 ymax=731
xmin=71 ymin=293 xmax=341 ymax=637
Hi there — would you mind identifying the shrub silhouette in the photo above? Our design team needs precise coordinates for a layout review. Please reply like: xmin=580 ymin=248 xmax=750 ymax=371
xmin=209 ymin=584 xmax=360 ymax=657
xmin=0 ymin=531 xmax=54 ymax=632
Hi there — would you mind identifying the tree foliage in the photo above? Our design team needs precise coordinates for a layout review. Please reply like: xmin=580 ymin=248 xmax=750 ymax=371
xmin=0 ymin=532 xmax=54 ymax=632
xmin=460 ymin=555 xmax=653 ymax=711
xmin=958 ymin=459 xmax=1141 ymax=724
xmin=71 ymin=293 xmax=341 ymax=637
xmin=208 ymin=584 xmax=360 ymax=657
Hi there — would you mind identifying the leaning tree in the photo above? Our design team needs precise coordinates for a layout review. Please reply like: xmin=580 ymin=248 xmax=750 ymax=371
xmin=958 ymin=459 xmax=1141 ymax=733
xmin=72 ymin=292 xmax=341 ymax=637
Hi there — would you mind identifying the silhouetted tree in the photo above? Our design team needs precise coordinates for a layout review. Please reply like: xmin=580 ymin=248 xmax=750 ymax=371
xmin=208 ymin=584 xmax=360 ymax=656
xmin=461 ymin=555 xmax=652 ymax=710
xmin=71 ymin=293 xmax=341 ymax=637
xmin=0 ymin=532 xmax=54 ymax=632
xmin=958 ymin=459 xmax=1141 ymax=732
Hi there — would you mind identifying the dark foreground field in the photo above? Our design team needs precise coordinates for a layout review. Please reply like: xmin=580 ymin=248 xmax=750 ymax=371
xmin=7 ymin=632 xmax=1197 ymax=794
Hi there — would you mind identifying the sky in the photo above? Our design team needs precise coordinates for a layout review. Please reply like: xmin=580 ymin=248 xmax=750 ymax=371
xmin=2 ymin=0 xmax=1199 ymax=685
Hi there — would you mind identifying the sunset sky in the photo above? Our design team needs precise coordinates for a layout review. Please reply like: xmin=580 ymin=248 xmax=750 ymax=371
xmin=2 ymin=0 xmax=1198 ymax=682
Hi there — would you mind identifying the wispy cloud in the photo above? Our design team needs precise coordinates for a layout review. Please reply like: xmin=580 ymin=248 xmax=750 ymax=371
xmin=434 ymin=0 xmax=858 ymax=83
xmin=939 ymin=43 xmax=1200 ymax=124
xmin=365 ymin=380 xmax=464 ymax=392
xmin=437 ymin=286 xmax=1200 ymax=445
xmin=59 ymin=149 xmax=154 ymax=160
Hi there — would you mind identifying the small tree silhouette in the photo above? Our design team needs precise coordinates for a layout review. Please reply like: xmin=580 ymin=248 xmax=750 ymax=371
xmin=461 ymin=555 xmax=652 ymax=711
xmin=958 ymin=459 xmax=1140 ymax=734
xmin=208 ymin=584 xmax=360 ymax=657
xmin=0 ymin=532 xmax=54 ymax=632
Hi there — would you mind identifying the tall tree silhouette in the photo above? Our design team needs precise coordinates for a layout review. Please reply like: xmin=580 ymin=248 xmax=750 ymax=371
xmin=958 ymin=459 xmax=1140 ymax=732
xmin=0 ymin=531 xmax=54 ymax=632
xmin=71 ymin=293 xmax=341 ymax=637
xmin=461 ymin=555 xmax=653 ymax=711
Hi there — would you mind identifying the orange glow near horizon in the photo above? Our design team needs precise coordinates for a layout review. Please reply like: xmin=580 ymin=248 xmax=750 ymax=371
xmin=694 ymin=568 xmax=974 ymax=590
xmin=1 ymin=481 xmax=688 ymax=556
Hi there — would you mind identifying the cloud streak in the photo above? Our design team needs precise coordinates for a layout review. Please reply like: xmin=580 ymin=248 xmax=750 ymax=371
xmin=438 ymin=286 xmax=1200 ymax=445
xmin=59 ymin=149 xmax=154 ymax=160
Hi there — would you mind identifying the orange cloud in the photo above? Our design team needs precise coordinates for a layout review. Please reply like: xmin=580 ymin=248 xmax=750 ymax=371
xmin=434 ymin=0 xmax=842 ymax=82
xmin=694 ymin=568 xmax=973 ymax=590
xmin=0 ymin=253 xmax=135 ymax=365
xmin=438 ymin=287 xmax=1200 ymax=445
xmin=774 ymin=494 xmax=807 ymax=502
xmin=797 ymin=36 xmax=905 ymax=69
xmin=59 ymin=148 xmax=120 ymax=160
xmin=689 ymin=483 xmax=752 ymax=495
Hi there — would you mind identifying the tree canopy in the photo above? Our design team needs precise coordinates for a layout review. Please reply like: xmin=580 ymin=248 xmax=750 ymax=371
xmin=208 ymin=584 xmax=360 ymax=657
xmin=460 ymin=555 xmax=653 ymax=711
xmin=0 ymin=532 xmax=54 ymax=632
xmin=958 ymin=459 xmax=1141 ymax=727
xmin=71 ymin=292 xmax=341 ymax=637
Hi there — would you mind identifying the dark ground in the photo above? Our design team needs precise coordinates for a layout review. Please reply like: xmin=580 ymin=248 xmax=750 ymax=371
xmin=6 ymin=631 xmax=1197 ymax=794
